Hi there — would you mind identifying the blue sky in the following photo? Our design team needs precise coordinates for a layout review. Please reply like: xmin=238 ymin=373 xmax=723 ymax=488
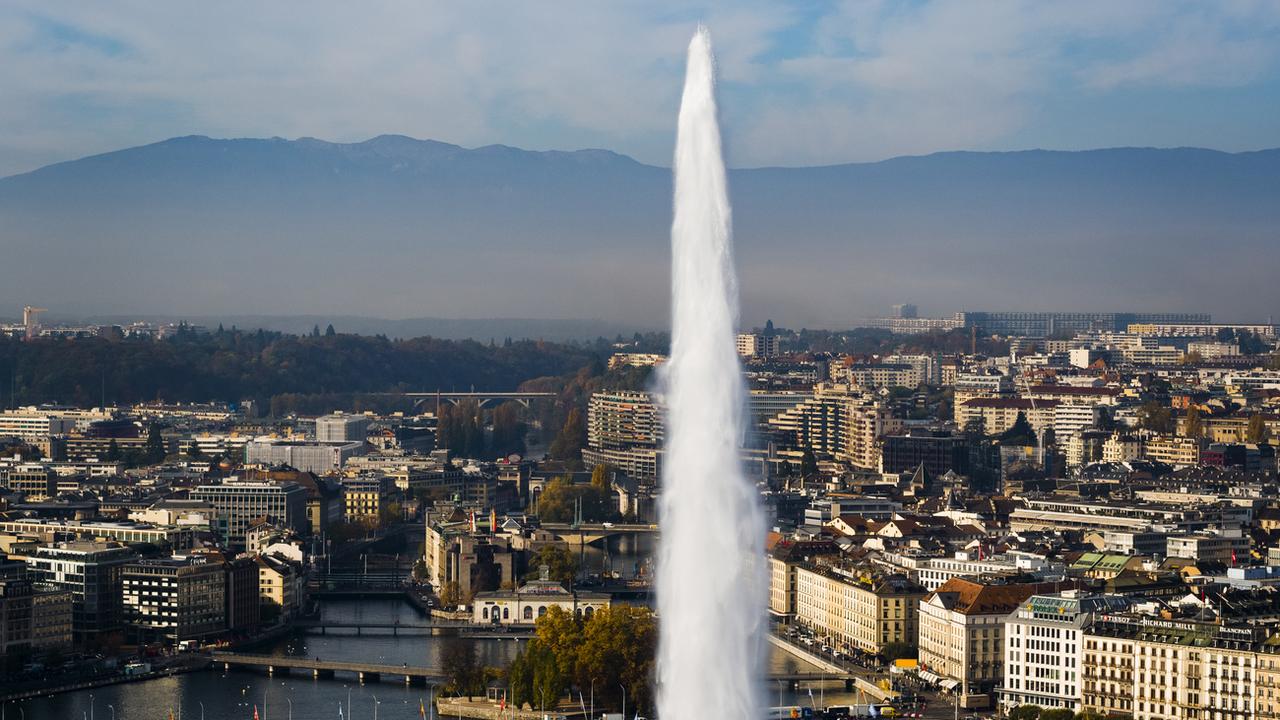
xmin=2 ymin=1 xmax=1279 ymax=177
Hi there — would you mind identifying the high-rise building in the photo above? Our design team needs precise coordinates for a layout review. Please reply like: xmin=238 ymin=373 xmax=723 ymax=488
xmin=122 ymin=555 xmax=226 ymax=642
xmin=891 ymin=303 xmax=919 ymax=319
xmin=315 ymin=413 xmax=371 ymax=444
xmin=27 ymin=542 xmax=135 ymax=641
xmin=1000 ymin=593 xmax=1129 ymax=713
xmin=765 ymin=384 xmax=902 ymax=469
xmin=583 ymin=390 xmax=663 ymax=480
xmin=191 ymin=479 xmax=307 ymax=548
xmin=736 ymin=331 xmax=779 ymax=359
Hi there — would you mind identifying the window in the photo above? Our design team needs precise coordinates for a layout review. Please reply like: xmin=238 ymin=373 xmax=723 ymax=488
xmin=523 ymin=606 xmax=533 ymax=620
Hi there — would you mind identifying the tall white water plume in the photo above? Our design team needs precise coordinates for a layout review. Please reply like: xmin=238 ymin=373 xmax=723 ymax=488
xmin=657 ymin=26 xmax=766 ymax=720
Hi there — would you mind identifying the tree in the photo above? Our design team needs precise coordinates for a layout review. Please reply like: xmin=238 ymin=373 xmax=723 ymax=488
xmin=144 ymin=423 xmax=166 ymax=465
xmin=532 ymin=545 xmax=579 ymax=587
xmin=800 ymin=447 xmax=818 ymax=477
xmin=1038 ymin=710 xmax=1073 ymax=720
xmin=439 ymin=581 xmax=464 ymax=608
xmin=441 ymin=637 xmax=484 ymax=699
xmin=186 ymin=441 xmax=204 ymax=459
xmin=1248 ymin=413 xmax=1270 ymax=444
xmin=311 ymin=324 xmax=321 ymax=338
xmin=880 ymin=642 xmax=916 ymax=663
xmin=590 ymin=463 xmax=612 ymax=491
xmin=324 ymin=324 xmax=336 ymax=336
xmin=575 ymin=606 xmax=657 ymax=715
xmin=1184 ymin=405 xmax=1204 ymax=439
xmin=548 ymin=407 xmax=586 ymax=466
xmin=1007 ymin=706 xmax=1041 ymax=720
xmin=1137 ymin=401 xmax=1174 ymax=434
xmin=999 ymin=411 xmax=1037 ymax=446
xmin=105 ymin=438 xmax=121 ymax=462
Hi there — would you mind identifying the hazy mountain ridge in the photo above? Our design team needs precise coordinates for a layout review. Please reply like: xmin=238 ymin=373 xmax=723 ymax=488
xmin=2 ymin=136 xmax=1277 ymax=325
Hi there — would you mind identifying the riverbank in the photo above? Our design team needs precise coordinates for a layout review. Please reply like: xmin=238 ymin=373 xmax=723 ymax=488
xmin=437 ymin=698 xmax=579 ymax=720
xmin=0 ymin=656 xmax=210 ymax=703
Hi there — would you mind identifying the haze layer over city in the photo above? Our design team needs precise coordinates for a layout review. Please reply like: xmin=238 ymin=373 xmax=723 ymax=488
xmin=2 ymin=4 xmax=1280 ymax=720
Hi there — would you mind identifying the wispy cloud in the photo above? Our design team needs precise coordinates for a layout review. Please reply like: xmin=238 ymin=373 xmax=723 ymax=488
xmin=0 ymin=0 xmax=1277 ymax=176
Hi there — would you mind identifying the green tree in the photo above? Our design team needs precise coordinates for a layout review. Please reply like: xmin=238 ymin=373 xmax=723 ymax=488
xmin=144 ymin=423 xmax=166 ymax=465
xmin=532 ymin=545 xmax=579 ymax=587
xmin=1039 ymin=710 xmax=1073 ymax=720
xmin=880 ymin=642 xmax=916 ymax=663
xmin=1007 ymin=706 xmax=1041 ymax=720
xmin=104 ymin=438 xmax=121 ymax=462
xmin=1248 ymin=413 xmax=1270 ymax=444
xmin=999 ymin=411 xmax=1037 ymax=446
xmin=324 ymin=324 xmax=336 ymax=336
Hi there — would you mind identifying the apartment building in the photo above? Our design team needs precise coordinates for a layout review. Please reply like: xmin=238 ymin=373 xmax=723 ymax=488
xmin=919 ymin=579 xmax=1069 ymax=702
xmin=793 ymin=563 xmax=925 ymax=656
xmin=583 ymin=390 xmax=662 ymax=480
xmin=1083 ymin=614 xmax=1265 ymax=720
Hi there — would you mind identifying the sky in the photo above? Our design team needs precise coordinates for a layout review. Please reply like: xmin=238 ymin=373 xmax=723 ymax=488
xmin=3 ymin=1 xmax=1280 ymax=178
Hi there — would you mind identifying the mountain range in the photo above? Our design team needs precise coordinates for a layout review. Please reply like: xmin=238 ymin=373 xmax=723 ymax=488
xmin=2 ymin=135 xmax=1278 ymax=330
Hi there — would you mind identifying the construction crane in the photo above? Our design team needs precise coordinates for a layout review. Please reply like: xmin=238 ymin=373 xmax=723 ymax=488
xmin=22 ymin=306 xmax=47 ymax=339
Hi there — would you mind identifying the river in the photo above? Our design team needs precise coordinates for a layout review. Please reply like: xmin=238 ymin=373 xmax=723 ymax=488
xmin=7 ymin=533 xmax=874 ymax=719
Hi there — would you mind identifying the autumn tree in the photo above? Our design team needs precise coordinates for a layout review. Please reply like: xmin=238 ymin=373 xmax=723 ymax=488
xmin=1137 ymin=401 xmax=1174 ymax=434
xmin=1248 ymin=413 xmax=1270 ymax=444
xmin=590 ymin=463 xmax=612 ymax=490
xmin=1184 ymin=405 xmax=1204 ymax=439
xmin=548 ymin=407 xmax=586 ymax=467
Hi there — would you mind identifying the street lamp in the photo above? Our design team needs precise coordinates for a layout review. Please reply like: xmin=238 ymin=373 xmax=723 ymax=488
xmin=373 ymin=694 xmax=380 ymax=720
xmin=90 ymin=693 xmax=94 ymax=720
xmin=199 ymin=701 xmax=205 ymax=720
xmin=108 ymin=705 xmax=115 ymax=720
xmin=590 ymin=678 xmax=596 ymax=720
xmin=287 ymin=698 xmax=293 ymax=720
xmin=619 ymin=683 xmax=627 ymax=720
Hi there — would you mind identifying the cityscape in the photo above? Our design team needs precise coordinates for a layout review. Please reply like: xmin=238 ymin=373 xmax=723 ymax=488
xmin=4 ymin=4 xmax=1280 ymax=720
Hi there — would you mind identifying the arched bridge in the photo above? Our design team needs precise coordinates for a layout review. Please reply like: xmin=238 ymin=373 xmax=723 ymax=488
xmin=397 ymin=391 xmax=556 ymax=410
xmin=540 ymin=522 xmax=659 ymax=544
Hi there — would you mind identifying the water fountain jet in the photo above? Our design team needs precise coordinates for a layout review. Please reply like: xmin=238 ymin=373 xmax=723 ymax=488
xmin=656 ymin=26 xmax=766 ymax=720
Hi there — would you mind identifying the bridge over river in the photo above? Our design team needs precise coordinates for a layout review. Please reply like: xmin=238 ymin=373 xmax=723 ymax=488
xmin=211 ymin=652 xmax=859 ymax=689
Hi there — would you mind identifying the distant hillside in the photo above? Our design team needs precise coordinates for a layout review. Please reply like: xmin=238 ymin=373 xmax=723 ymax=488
xmin=2 ymin=135 xmax=1277 ymax=325
xmin=72 ymin=314 xmax=650 ymax=342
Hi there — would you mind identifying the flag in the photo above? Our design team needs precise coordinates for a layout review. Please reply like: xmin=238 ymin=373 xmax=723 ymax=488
xmin=421 ymin=698 xmax=428 ymax=718
xmin=253 ymin=705 xmax=260 ymax=720
xmin=339 ymin=703 xmax=345 ymax=719
xmin=500 ymin=693 xmax=507 ymax=711
xmin=1232 ymin=549 xmax=1238 ymax=567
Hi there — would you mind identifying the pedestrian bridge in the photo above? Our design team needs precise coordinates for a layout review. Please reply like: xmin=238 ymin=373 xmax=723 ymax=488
xmin=211 ymin=651 xmax=856 ymax=689
xmin=211 ymin=652 xmax=446 ymax=685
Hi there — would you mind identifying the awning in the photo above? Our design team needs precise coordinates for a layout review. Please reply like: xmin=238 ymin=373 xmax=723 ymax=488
xmin=940 ymin=679 xmax=960 ymax=691
xmin=918 ymin=670 xmax=942 ymax=684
